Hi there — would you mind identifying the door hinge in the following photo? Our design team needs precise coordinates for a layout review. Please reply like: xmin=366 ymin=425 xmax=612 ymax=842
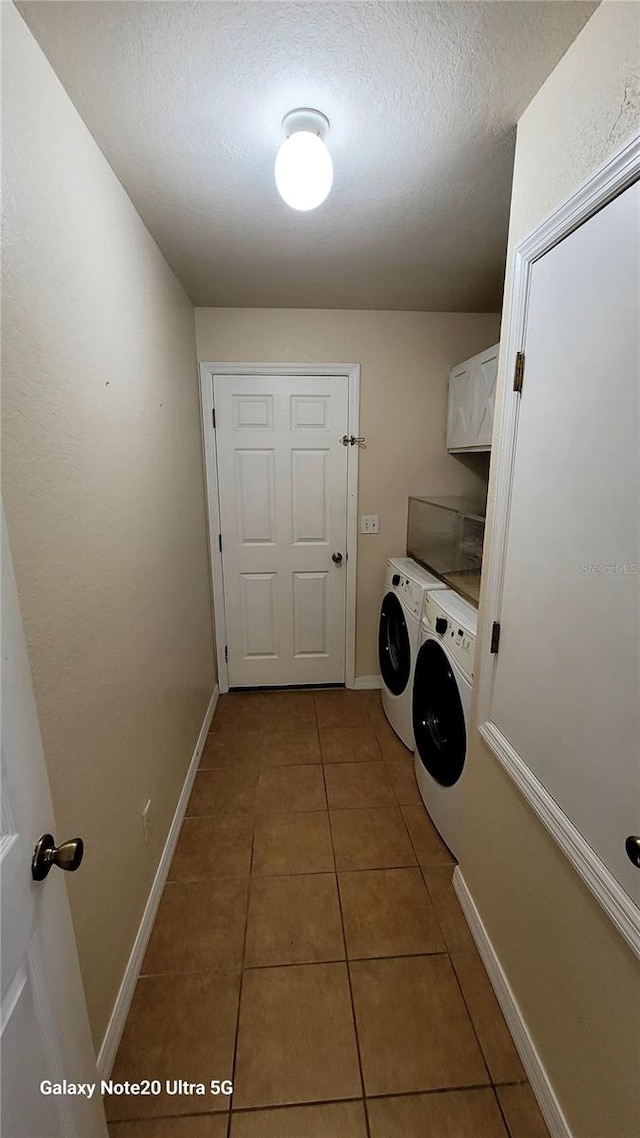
xmin=218 ymin=533 xmax=222 ymax=552
xmin=212 ymin=407 xmax=216 ymax=428
xmin=224 ymin=645 xmax=228 ymax=663
xmin=513 ymin=351 xmax=525 ymax=393
xmin=490 ymin=621 xmax=501 ymax=654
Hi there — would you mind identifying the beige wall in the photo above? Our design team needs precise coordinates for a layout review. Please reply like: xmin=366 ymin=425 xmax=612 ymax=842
xmin=195 ymin=308 xmax=500 ymax=677
xmin=1 ymin=4 xmax=215 ymax=1047
xmin=462 ymin=4 xmax=640 ymax=1137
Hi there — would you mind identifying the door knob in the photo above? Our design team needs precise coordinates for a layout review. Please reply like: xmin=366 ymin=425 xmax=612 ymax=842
xmin=332 ymin=552 xmax=343 ymax=565
xmin=625 ymin=836 xmax=640 ymax=869
xmin=32 ymin=833 xmax=84 ymax=882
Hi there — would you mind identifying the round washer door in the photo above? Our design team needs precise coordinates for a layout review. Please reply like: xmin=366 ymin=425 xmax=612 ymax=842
xmin=412 ymin=638 xmax=466 ymax=786
xmin=378 ymin=591 xmax=411 ymax=696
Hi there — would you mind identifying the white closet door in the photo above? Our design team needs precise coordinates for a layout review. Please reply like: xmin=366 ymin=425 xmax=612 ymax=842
xmin=214 ymin=374 xmax=349 ymax=687
xmin=489 ymin=180 xmax=639 ymax=905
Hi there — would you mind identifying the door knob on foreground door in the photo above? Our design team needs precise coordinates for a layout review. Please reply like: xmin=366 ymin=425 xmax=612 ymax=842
xmin=625 ymin=836 xmax=640 ymax=868
xmin=332 ymin=552 xmax=343 ymax=565
xmin=32 ymin=833 xmax=84 ymax=881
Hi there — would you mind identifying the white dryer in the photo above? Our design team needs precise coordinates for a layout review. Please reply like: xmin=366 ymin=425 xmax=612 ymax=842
xmin=378 ymin=558 xmax=447 ymax=751
xmin=412 ymin=589 xmax=477 ymax=858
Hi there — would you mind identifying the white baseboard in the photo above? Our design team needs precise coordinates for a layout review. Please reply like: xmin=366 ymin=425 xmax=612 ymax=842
xmin=352 ymin=674 xmax=383 ymax=689
xmin=97 ymin=685 xmax=219 ymax=1078
xmin=452 ymin=867 xmax=572 ymax=1138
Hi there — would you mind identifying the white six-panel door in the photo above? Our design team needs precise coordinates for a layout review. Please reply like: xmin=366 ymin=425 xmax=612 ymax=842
xmin=214 ymin=374 xmax=350 ymax=687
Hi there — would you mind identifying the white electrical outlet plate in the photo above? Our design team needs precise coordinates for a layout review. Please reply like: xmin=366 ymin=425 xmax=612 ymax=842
xmin=142 ymin=798 xmax=152 ymax=844
xmin=360 ymin=515 xmax=379 ymax=534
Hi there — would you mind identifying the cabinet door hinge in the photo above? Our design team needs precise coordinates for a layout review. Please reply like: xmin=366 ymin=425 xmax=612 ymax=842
xmin=490 ymin=621 xmax=501 ymax=654
xmin=224 ymin=645 xmax=228 ymax=663
xmin=218 ymin=533 xmax=222 ymax=552
xmin=513 ymin=351 xmax=525 ymax=393
xmin=212 ymin=407 xmax=216 ymax=428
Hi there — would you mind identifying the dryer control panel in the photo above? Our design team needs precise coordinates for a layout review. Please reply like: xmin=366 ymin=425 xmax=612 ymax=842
xmin=391 ymin=575 xmax=423 ymax=618
xmin=423 ymin=592 xmax=477 ymax=678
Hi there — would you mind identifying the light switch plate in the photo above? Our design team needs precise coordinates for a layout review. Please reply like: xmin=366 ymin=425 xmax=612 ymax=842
xmin=361 ymin=515 xmax=379 ymax=534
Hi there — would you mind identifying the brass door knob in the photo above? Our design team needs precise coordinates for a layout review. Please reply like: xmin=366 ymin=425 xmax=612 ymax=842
xmin=32 ymin=833 xmax=84 ymax=881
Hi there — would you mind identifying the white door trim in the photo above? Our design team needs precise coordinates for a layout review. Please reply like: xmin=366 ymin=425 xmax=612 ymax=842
xmin=199 ymin=362 xmax=360 ymax=693
xmin=477 ymin=133 xmax=640 ymax=955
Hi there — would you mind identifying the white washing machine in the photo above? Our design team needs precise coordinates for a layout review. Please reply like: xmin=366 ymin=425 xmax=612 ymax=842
xmin=412 ymin=588 xmax=477 ymax=858
xmin=378 ymin=558 xmax=448 ymax=750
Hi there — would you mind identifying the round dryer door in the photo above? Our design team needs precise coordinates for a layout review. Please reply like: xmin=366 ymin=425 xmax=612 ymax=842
xmin=378 ymin=591 xmax=411 ymax=696
xmin=412 ymin=639 xmax=466 ymax=787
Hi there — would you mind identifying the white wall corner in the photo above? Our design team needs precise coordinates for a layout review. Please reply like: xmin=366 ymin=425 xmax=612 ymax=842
xmin=452 ymin=867 xmax=573 ymax=1138
xmin=352 ymin=674 xmax=383 ymax=689
xmin=96 ymin=684 xmax=219 ymax=1079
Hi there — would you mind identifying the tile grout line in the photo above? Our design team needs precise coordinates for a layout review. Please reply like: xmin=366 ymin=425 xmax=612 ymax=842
xmin=222 ymin=1081 xmax=525 ymax=1125
xmin=446 ymin=944 xmax=494 ymax=1089
xmin=323 ymin=709 xmax=372 ymax=1136
xmin=226 ymin=798 xmax=258 ymax=1137
xmin=220 ymin=1080 xmax=524 ymax=1123
xmin=135 ymin=946 xmax=456 ymax=982
xmin=108 ymin=1077 xmax=523 ymax=1130
xmin=418 ymin=862 xmax=455 ymax=951
xmin=169 ymin=860 xmax=452 ymax=881
xmin=392 ymin=785 xmax=423 ymax=862
xmin=493 ymin=1084 xmax=518 ymax=1138
xmin=447 ymin=950 xmax=529 ymax=1095
xmin=135 ymin=948 xmax=459 ymax=987
xmin=319 ymin=754 xmax=337 ymax=876
xmin=334 ymin=865 xmax=373 ymax=1138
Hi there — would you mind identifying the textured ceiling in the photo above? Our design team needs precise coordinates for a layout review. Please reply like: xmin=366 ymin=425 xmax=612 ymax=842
xmin=18 ymin=1 xmax=597 ymax=311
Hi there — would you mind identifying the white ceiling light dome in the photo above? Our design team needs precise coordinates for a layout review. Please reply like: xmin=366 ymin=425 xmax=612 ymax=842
xmin=275 ymin=108 xmax=333 ymax=212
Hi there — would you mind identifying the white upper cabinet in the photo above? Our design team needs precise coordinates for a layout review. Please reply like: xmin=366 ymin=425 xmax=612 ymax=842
xmin=447 ymin=364 xmax=473 ymax=449
xmin=446 ymin=343 xmax=499 ymax=451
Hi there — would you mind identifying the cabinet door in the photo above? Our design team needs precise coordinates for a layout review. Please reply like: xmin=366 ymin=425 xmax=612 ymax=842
xmin=470 ymin=346 xmax=499 ymax=448
xmin=447 ymin=365 xmax=472 ymax=449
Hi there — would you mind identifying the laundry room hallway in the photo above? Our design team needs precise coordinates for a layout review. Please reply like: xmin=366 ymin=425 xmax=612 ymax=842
xmin=105 ymin=688 xmax=549 ymax=1138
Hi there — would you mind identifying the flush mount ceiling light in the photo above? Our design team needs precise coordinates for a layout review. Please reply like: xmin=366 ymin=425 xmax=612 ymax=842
xmin=275 ymin=108 xmax=333 ymax=212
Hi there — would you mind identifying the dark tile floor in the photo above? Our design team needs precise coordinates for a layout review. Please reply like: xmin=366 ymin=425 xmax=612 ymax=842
xmin=107 ymin=689 xmax=550 ymax=1138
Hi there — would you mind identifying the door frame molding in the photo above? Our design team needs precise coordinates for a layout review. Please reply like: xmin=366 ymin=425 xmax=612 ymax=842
xmin=476 ymin=133 xmax=640 ymax=955
xmin=199 ymin=362 xmax=361 ymax=693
